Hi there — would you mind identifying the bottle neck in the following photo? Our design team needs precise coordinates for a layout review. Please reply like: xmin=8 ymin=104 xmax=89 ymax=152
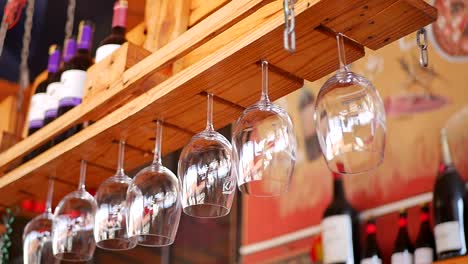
xmin=77 ymin=24 xmax=93 ymax=51
xmin=332 ymin=173 xmax=345 ymax=200
xmin=112 ymin=2 xmax=127 ymax=29
xmin=48 ymin=50 xmax=61 ymax=74
xmin=111 ymin=26 xmax=126 ymax=36
xmin=398 ymin=216 xmax=408 ymax=231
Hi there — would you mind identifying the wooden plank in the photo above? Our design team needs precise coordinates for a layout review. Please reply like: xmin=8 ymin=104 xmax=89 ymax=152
xmin=335 ymin=0 xmax=437 ymax=50
xmin=125 ymin=22 xmax=146 ymax=47
xmin=0 ymin=0 xmax=436 ymax=207
xmin=0 ymin=0 xmax=274 ymax=174
xmin=144 ymin=0 xmax=191 ymax=52
xmin=84 ymin=43 xmax=151 ymax=102
xmin=0 ymin=79 xmax=19 ymax=100
xmin=189 ymin=0 xmax=230 ymax=27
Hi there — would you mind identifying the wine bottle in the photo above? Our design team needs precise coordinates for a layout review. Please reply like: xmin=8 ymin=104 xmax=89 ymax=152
xmin=27 ymin=45 xmax=61 ymax=135
xmin=23 ymin=45 xmax=62 ymax=162
xmin=433 ymin=128 xmax=467 ymax=259
xmin=298 ymin=88 xmax=321 ymax=161
xmin=95 ymin=0 xmax=127 ymax=63
xmin=361 ymin=218 xmax=382 ymax=264
xmin=44 ymin=38 xmax=76 ymax=126
xmin=55 ymin=21 xmax=94 ymax=144
xmin=322 ymin=167 xmax=360 ymax=264
xmin=391 ymin=210 xmax=413 ymax=264
xmin=414 ymin=204 xmax=436 ymax=264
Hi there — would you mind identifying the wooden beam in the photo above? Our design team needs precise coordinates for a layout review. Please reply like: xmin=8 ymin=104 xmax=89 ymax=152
xmin=189 ymin=0 xmax=230 ymax=27
xmin=144 ymin=0 xmax=191 ymax=52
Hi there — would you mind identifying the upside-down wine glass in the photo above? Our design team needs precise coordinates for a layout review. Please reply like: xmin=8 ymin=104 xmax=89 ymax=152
xmin=127 ymin=120 xmax=182 ymax=247
xmin=94 ymin=140 xmax=137 ymax=250
xmin=178 ymin=93 xmax=236 ymax=218
xmin=23 ymin=178 xmax=55 ymax=264
xmin=232 ymin=60 xmax=297 ymax=197
xmin=52 ymin=160 xmax=97 ymax=262
xmin=314 ymin=33 xmax=386 ymax=175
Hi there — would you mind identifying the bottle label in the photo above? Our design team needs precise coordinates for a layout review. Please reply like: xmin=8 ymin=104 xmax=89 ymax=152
xmin=435 ymin=221 xmax=464 ymax=253
xmin=28 ymin=93 xmax=47 ymax=126
xmin=95 ymin=44 xmax=121 ymax=63
xmin=44 ymin=82 xmax=62 ymax=118
xmin=361 ymin=256 xmax=382 ymax=264
xmin=414 ymin=247 xmax=433 ymax=264
xmin=322 ymin=214 xmax=354 ymax=263
xmin=391 ymin=251 xmax=413 ymax=264
xmin=59 ymin=69 xmax=87 ymax=107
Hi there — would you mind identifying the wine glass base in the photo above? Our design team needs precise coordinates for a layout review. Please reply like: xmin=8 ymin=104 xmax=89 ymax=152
xmin=96 ymin=238 xmax=137 ymax=251
xmin=54 ymin=252 xmax=93 ymax=262
xmin=238 ymin=180 xmax=289 ymax=197
xmin=134 ymin=234 xmax=173 ymax=247
xmin=183 ymin=204 xmax=230 ymax=218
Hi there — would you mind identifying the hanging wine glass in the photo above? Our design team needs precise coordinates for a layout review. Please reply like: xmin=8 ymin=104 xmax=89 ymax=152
xmin=178 ymin=93 xmax=236 ymax=218
xmin=52 ymin=160 xmax=97 ymax=261
xmin=232 ymin=60 xmax=297 ymax=197
xmin=23 ymin=178 xmax=55 ymax=264
xmin=94 ymin=140 xmax=137 ymax=251
xmin=126 ymin=120 xmax=181 ymax=247
xmin=314 ymin=33 xmax=386 ymax=175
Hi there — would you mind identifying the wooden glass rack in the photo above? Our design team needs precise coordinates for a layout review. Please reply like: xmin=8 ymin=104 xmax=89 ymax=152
xmin=0 ymin=0 xmax=436 ymax=208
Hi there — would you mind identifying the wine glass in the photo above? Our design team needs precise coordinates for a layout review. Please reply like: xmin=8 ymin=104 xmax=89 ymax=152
xmin=232 ymin=60 xmax=297 ymax=197
xmin=126 ymin=120 xmax=181 ymax=247
xmin=178 ymin=93 xmax=236 ymax=218
xmin=52 ymin=160 xmax=97 ymax=262
xmin=314 ymin=33 xmax=386 ymax=175
xmin=94 ymin=140 xmax=137 ymax=250
xmin=23 ymin=178 xmax=55 ymax=264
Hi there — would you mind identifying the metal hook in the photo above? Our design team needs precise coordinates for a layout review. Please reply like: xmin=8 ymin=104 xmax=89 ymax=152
xmin=416 ymin=28 xmax=428 ymax=67
xmin=283 ymin=0 xmax=296 ymax=53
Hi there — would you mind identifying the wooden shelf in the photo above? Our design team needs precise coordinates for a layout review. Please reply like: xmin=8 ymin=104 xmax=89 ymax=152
xmin=0 ymin=0 xmax=436 ymax=207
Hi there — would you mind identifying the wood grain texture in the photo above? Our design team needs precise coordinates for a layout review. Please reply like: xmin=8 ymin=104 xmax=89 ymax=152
xmin=144 ymin=0 xmax=191 ymax=52
xmin=0 ymin=0 xmax=436 ymax=208
xmin=189 ymin=0 xmax=230 ymax=27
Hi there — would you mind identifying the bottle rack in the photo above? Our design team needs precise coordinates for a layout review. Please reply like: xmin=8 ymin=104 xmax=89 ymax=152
xmin=0 ymin=0 xmax=436 ymax=208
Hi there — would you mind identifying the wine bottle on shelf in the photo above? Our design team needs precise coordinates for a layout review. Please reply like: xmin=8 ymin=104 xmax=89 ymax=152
xmin=414 ymin=203 xmax=436 ymax=264
xmin=23 ymin=45 xmax=62 ymax=162
xmin=44 ymin=38 xmax=77 ymax=126
xmin=391 ymin=209 xmax=413 ymax=264
xmin=55 ymin=21 xmax=94 ymax=144
xmin=322 ymin=165 xmax=360 ymax=264
xmin=361 ymin=218 xmax=382 ymax=264
xmin=95 ymin=0 xmax=127 ymax=63
xmin=433 ymin=128 xmax=467 ymax=259
xmin=298 ymin=88 xmax=321 ymax=161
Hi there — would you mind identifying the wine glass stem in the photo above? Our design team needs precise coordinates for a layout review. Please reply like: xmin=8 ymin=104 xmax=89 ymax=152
xmin=45 ymin=178 xmax=54 ymax=214
xmin=116 ymin=140 xmax=126 ymax=176
xmin=206 ymin=93 xmax=214 ymax=131
xmin=78 ymin=160 xmax=87 ymax=191
xmin=261 ymin=60 xmax=270 ymax=102
xmin=337 ymin=33 xmax=349 ymax=73
xmin=153 ymin=120 xmax=163 ymax=165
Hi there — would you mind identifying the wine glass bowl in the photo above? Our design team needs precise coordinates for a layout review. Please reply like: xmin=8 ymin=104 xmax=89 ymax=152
xmin=233 ymin=101 xmax=296 ymax=196
xmin=94 ymin=140 xmax=137 ymax=251
xmin=178 ymin=93 xmax=236 ymax=218
xmin=178 ymin=129 xmax=235 ymax=218
xmin=126 ymin=121 xmax=182 ymax=247
xmin=23 ymin=213 xmax=54 ymax=264
xmin=23 ymin=178 xmax=55 ymax=264
xmin=232 ymin=60 xmax=296 ymax=197
xmin=126 ymin=163 xmax=181 ymax=246
xmin=314 ymin=34 xmax=386 ymax=175
xmin=52 ymin=190 xmax=97 ymax=262
xmin=95 ymin=177 xmax=137 ymax=250
xmin=52 ymin=160 xmax=97 ymax=262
